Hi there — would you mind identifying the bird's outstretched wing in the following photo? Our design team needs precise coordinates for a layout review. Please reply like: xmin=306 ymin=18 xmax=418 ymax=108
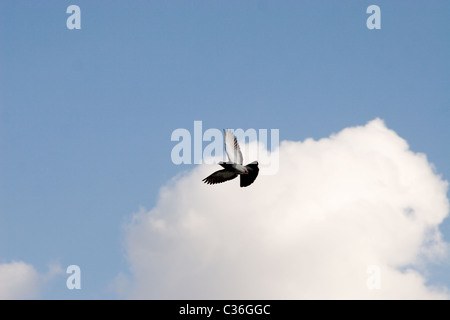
xmin=224 ymin=130 xmax=243 ymax=165
xmin=240 ymin=161 xmax=259 ymax=187
xmin=202 ymin=169 xmax=238 ymax=185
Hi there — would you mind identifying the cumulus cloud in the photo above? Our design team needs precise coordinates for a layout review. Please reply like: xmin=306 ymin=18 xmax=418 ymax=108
xmin=0 ymin=261 xmax=40 ymax=299
xmin=123 ymin=119 xmax=449 ymax=299
xmin=0 ymin=261 xmax=63 ymax=299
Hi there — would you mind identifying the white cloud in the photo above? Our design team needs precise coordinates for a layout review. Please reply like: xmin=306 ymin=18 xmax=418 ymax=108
xmin=0 ymin=261 xmax=64 ymax=299
xmin=0 ymin=261 xmax=40 ymax=299
xmin=123 ymin=119 xmax=449 ymax=299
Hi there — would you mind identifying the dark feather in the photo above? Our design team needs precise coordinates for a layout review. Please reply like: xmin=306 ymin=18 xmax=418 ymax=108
xmin=202 ymin=169 xmax=238 ymax=185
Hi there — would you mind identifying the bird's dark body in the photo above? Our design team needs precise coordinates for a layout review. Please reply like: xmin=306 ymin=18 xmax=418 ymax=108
xmin=203 ymin=161 xmax=259 ymax=187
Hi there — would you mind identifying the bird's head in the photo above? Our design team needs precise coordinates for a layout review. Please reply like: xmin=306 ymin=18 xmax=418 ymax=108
xmin=244 ymin=169 xmax=249 ymax=174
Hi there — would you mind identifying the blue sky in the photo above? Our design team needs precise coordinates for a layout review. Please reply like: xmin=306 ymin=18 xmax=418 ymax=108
xmin=0 ymin=1 xmax=449 ymax=299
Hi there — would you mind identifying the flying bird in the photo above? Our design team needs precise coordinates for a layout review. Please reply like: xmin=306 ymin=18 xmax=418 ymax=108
xmin=202 ymin=130 xmax=259 ymax=187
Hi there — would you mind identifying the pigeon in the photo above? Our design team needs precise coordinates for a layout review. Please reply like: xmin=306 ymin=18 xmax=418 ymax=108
xmin=202 ymin=130 xmax=259 ymax=187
